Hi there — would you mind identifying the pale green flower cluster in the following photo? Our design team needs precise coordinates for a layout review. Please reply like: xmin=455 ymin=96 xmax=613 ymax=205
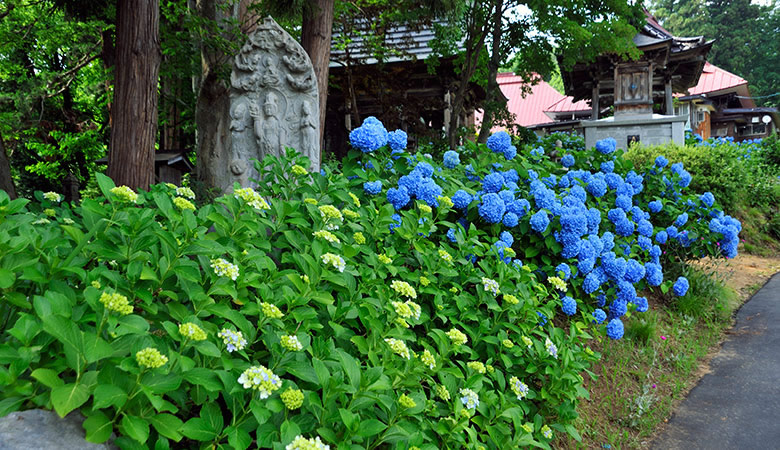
xmin=435 ymin=385 xmax=450 ymax=401
xmin=218 ymin=329 xmax=247 ymax=352
xmin=467 ymin=361 xmax=486 ymax=374
xmin=43 ymin=191 xmax=62 ymax=202
xmin=353 ymin=232 xmax=365 ymax=245
xmin=378 ymin=254 xmax=392 ymax=264
xmin=502 ymin=339 xmax=514 ymax=348
xmin=459 ymin=388 xmax=479 ymax=410
xmin=392 ymin=300 xmax=421 ymax=320
xmin=234 ymin=187 xmax=270 ymax=210
xmin=390 ymin=280 xmax=416 ymax=299
xmin=43 ymin=208 xmax=56 ymax=217
xmin=399 ymin=394 xmax=416 ymax=408
xmin=502 ymin=247 xmax=516 ymax=258
xmin=318 ymin=205 xmax=342 ymax=230
xmin=509 ymin=376 xmax=529 ymax=400
xmin=281 ymin=387 xmax=304 ymax=410
xmin=320 ymin=253 xmax=346 ymax=273
xmin=481 ymin=277 xmax=500 ymax=296
xmin=175 ymin=186 xmax=195 ymax=199
xmin=99 ymin=291 xmax=133 ymax=315
xmin=210 ymin=258 xmax=239 ymax=280
xmin=548 ymin=276 xmax=567 ymax=292
xmin=522 ymin=336 xmax=533 ymax=348
xmin=545 ymin=337 xmax=558 ymax=359
xmin=541 ymin=425 xmax=553 ymax=439
xmin=419 ymin=276 xmax=430 ymax=286
xmin=384 ymin=338 xmax=411 ymax=359
xmin=348 ymin=192 xmax=360 ymax=207
xmin=237 ymin=365 xmax=281 ymax=398
xmin=313 ymin=230 xmax=340 ymax=244
xmin=261 ymin=302 xmax=284 ymax=319
xmin=173 ymin=197 xmax=196 ymax=211
xmin=446 ymin=328 xmax=468 ymax=346
xmin=438 ymin=249 xmax=453 ymax=263
xmin=419 ymin=204 xmax=432 ymax=214
xmin=281 ymin=334 xmax=303 ymax=351
xmin=437 ymin=195 xmax=453 ymax=208
xmin=291 ymin=165 xmax=308 ymax=176
xmin=504 ymin=294 xmax=519 ymax=305
xmin=179 ymin=322 xmax=207 ymax=341
xmin=32 ymin=218 xmax=50 ymax=225
xmin=110 ymin=185 xmax=138 ymax=203
xmin=342 ymin=208 xmax=359 ymax=220
xmin=62 ymin=217 xmax=75 ymax=225
xmin=304 ymin=198 xmax=318 ymax=205
xmin=420 ymin=349 xmax=435 ymax=369
xmin=136 ymin=347 xmax=168 ymax=369
xmin=285 ymin=435 xmax=330 ymax=450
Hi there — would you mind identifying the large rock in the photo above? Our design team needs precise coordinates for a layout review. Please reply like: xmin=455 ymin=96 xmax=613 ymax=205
xmin=0 ymin=409 xmax=115 ymax=449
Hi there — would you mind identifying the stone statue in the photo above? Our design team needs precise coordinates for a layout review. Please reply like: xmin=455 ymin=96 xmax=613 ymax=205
xmin=220 ymin=16 xmax=319 ymax=192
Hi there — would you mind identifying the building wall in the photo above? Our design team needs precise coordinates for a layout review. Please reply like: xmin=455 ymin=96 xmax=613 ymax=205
xmin=583 ymin=117 xmax=685 ymax=150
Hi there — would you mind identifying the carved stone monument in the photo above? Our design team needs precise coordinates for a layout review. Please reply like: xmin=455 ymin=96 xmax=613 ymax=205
xmin=223 ymin=17 xmax=320 ymax=191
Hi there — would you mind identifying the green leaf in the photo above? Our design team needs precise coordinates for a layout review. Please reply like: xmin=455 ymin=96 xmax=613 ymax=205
xmin=149 ymin=413 xmax=184 ymax=442
xmin=121 ymin=415 xmax=150 ymax=443
xmin=201 ymin=402 xmax=223 ymax=433
xmin=51 ymin=383 xmax=90 ymax=418
xmin=356 ymin=419 xmax=386 ymax=438
xmin=83 ymin=411 xmax=113 ymax=444
xmin=334 ymin=349 xmax=361 ymax=391
xmin=525 ymin=246 xmax=541 ymax=258
xmin=115 ymin=315 xmax=150 ymax=336
xmin=142 ymin=372 xmax=182 ymax=394
xmin=30 ymin=368 xmax=63 ymax=388
xmin=0 ymin=268 xmax=16 ymax=289
xmin=95 ymin=172 xmax=117 ymax=200
xmin=281 ymin=420 xmax=301 ymax=444
xmin=182 ymin=368 xmax=223 ymax=392
xmin=82 ymin=332 xmax=114 ymax=363
xmin=92 ymin=384 xmax=128 ymax=409
xmin=565 ymin=424 xmax=582 ymax=442
xmin=193 ymin=340 xmax=221 ymax=358
xmin=312 ymin=357 xmax=329 ymax=387
xmin=227 ymin=426 xmax=252 ymax=450
xmin=181 ymin=418 xmax=218 ymax=441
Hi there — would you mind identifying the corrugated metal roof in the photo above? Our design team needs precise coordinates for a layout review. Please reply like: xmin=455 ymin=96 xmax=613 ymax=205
xmin=686 ymin=62 xmax=748 ymax=95
xmin=493 ymin=73 xmax=566 ymax=126
xmin=544 ymin=95 xmax=591 ymax=114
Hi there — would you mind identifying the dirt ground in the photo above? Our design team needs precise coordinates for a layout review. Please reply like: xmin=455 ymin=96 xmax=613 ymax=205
xmin=698 ymin=252 xmax=780 ymax=300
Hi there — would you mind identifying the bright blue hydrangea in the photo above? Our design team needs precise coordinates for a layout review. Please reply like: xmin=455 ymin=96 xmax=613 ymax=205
xmin=486 ymin=131 xmax=512 ymax=154
xmin=389 ymin=213 xmax=402 ymax=233
xmin=605 ymin=173 xmax=623 ymax=190
xmin=556 ymin=263 xmax=572 ymax=280
xmin=530 ymin=210 xmax=550 ymax=233
xmin=655 ymin=230 xmax=668 ymax=244
xmin=666 ymin=225 xmax=679 ymax=239
xmin=561 ymin=296 xmax=577 ymax=316
xmin=561 ymin=154 xmax=575 ymax=167
xmin=675 ymin=213 xmax=688 ymax=227
xmin=416 ymin=178 xmax=443 ymax=207
xmin=700 ymin=192 xmax=715 ymax=208
xmin=446 ymin=228 xmax=457 ymax=243
xmin=617 ymin=281 xmax=637 ymax=304
xmin=452 ymin=190 xmax=471 ymax=210
xmin=655 ymin=155 xmax=668 ymax=168
xmin=363 ymin=181 xmax=382 ymax=195
xmin=387 ymin=186 xmax=410 ymax=210
xmin=530 ymin=147 xmax=544 ymax=158
xmin=600 ymin=160 xmax=615 ymax=173
xmin=387 ymin=129 xmax=407 ymax=151
xmin=503 ymin=212 xmax=519 ymax=227
xmin=443 ymin=150 xmax=460 ymax=169
xmin=413 ymin=161 xmax=434 ymax=178
xmin=500 ymin=231 xmax=514 ymax=246
xmin=593 ymin=308 xmax=607 ymax=324
xmin=502 ymin=169 xmax=520 ymax=185
xmin=633 ymin=296 xmax=649 ymax=313
xmin=615 ymin=195 xmax=632 ymax=211
xmin=478 ymin=193 xmax=506 ymax=224
xmin=596 ymin=138 xmax=617 ymax=154
xmin=504 ymin=145 xmax=517 ymax=160
xmin=583 ymin=272 xmax=601 ymax=293
xmin=615 ymin=219 xmax=635 ymax=236
xmin=482 ymin=172 xmax=505 ymax=193
xmin=537 ymin=311 xmax=548 ymax=326
xmin=606 ymin=318 xmax=624 ymax=340
xmin=586 ymin=177 xmax=608 ymax=198
xmin=644 ymin=262 xmax=663 ymax=286
xmin=624 ymin=259 xmax=646 ymax=283
xmin=648 ymin=200 xmax=663 ymax=213
xmin=610 ymin=298 xmax=628 ymax=318
xmin=637 ymin=219 xmax=653 ymax=237
xmin=349 ymin=116 xmax=388 ymax=152
xmin=673 ymin=277 xmax=690 ymax=296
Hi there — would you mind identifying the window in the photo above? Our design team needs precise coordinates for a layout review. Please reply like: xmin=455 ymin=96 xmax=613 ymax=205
xmin=737 ymin=124 xmax=766 ymax=136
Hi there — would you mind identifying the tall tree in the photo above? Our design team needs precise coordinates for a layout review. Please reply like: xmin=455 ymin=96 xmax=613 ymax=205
xmin=107 ymin=0 xmax=161 ymax=190
xmin=0 ymin=133 xmax=16 ymax=198
xmin=301 ymin=0 xmax=335 ymax=153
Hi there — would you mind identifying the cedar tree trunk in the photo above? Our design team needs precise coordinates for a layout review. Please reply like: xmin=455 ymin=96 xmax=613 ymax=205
xmin=0 ymin=132 xmax=16 ymax=199
xmin=301 ymin=0 xmax=334 ymax=158
xmin=107 ymin=0 xmax=161 ymax=190
xmin=477 ymin=0 xmax=503 ymax=143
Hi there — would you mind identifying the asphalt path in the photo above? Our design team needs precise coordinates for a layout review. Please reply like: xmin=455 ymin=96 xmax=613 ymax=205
xmin=651 ymin=272 xmax=780 ymax=449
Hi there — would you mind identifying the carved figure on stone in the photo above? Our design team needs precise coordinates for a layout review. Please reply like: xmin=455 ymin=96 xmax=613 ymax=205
xmin=222 ymin=16 xmax=320 ymax=191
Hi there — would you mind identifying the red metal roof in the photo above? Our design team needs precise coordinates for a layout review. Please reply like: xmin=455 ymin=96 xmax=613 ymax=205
xmin=686 ymin=62 xmax=748 ymax=95
xmin=544 ymin=95 xmax=591 ymax=114
xmin=494 ymin=72 xmax=566 ymax=126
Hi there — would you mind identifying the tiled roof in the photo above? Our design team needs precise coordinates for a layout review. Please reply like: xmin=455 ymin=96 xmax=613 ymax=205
xmin=494 ymin=73 xmax=566 ymax=126
xmin=686 ymin=62 xmax=748 ymax=95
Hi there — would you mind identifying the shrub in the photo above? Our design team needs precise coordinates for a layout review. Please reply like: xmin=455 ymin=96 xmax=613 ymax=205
xmin=0 ymin=118 xmax=741 ymax=449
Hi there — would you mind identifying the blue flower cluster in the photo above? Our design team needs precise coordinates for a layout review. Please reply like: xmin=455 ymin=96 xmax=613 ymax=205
xmin=349 ymin=116 xmax=388 ymax=153
xmin=443 ymin=150 xmax=460 ymax=169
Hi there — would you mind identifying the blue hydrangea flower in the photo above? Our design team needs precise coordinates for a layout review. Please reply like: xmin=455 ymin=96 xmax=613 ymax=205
xmin=389 ymin=213 xmax=402 ymax=233
xmin=387 ymin=186 xmax=410 ymax=210
xmin=387 ymin=129 xmax=407 ymax=151
xmin=561 ymin=296 xmax=577 ymax=316
xmin=502 ymin=169 xmax=520 ymax=185
xmin=700 ymin=192 xmax=715 ymax=208
xmin=447 ymin=228 xmax=457 ymax=243
xmin=633 ymin=296 xmax=648 ymax=313
xmin=487 ymin=131 xmax=512 ymax=154
xmin=610 ymin=298 xmax=628 ymax=318
xmin=416 ymin=178 xmax=442 ymax=207
xmin=675 ymin=213 xmax=689 ymax=227
xmin=530 ymin=210 xmax=550 ymax=233
xmin=537 ymin=311 xmax=548 ymax=326
xmin=443 ymin=150 xmax=460 ymax=169
xmin=482 ymin=172 xmax=505 ymax=193
xmin=586 ymin=178 xmax=608 ymax=198
xmin=363 ymin=181 xmax=382 ymax=195
xmin=500 ymin=231 xmax=514 ymax=246
xmin=452 ymin=190 xmax=471 ymax=210
xmin=556 ymin=263 xmax=571 ymax=280
xmin=600 ymin=160 xmax=615 ymax=173
xmin=593 ymin=308 xmax=607 ymax=324
xmin=583 ymin=272 xmax=601 ymax=293
xmin=655 ymin=230 xmax=668 ymax=244
xmin=645 ymin=262 xmax=663 ymax=286
xmin=624 ymin=259 xmax=645 ymax=283
xmin=561 ymin=154 xmax=575 ymax=167
xmin=637 ymin=219 xmax=653 ymax=237
xmin=606 ymin=318 xmax=624 ymax=340
xmin=413 ymin=162 xmax=434 ymax=178
xmin=504 ymin=145 xmax=517 ymax=160
xmin=478 ymin=193 xmax=506 ymax=224
xmin=615 ymin=195 xmax=632 ymax=211
xmin=503 ymin=212 xmax=519 ymax=227
xmin=648 ymin=200 xmax=663 ymax=213
xmin=349 ymin=116 xmax=388 ymax=152
xmin=673 ymin=277 xmax=690 ymax=296
xmin=655 ymin=155 xmax=668 ymax=168
xmin=615 ymin=218 xmax=635 ymax=236
xmin=596 ymin=138 xmax=617 ymax=154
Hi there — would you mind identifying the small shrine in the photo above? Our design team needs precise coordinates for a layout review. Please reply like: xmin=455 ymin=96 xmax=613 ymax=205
xmin=560 ymin=10 xmax=713 ymax=149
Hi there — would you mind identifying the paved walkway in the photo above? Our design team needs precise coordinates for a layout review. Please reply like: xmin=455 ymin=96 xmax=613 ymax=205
xmin=652 ymin=272 xmax=780 ymax=449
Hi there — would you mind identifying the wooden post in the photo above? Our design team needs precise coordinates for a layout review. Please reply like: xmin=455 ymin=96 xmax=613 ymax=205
xmin=665 ymin=77 xmax=673 ymax=115
xmin=591 ymin=81 xmax=599 ymax=120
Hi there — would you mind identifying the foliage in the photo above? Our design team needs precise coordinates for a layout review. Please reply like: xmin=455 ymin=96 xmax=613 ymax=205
xmin=0 ymin=117 xmax=742 ymax=448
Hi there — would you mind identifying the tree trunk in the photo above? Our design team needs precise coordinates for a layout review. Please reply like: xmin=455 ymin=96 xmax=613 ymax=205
xmin=477 ymin=0 xmax=504 ymax=144
xmin=107 ymin=0 xmax=161 ymax=190
xmin=0 ymin=132 xmax=17 ymax=199
xmin=301 ymin=0 xmax=334 ymax=160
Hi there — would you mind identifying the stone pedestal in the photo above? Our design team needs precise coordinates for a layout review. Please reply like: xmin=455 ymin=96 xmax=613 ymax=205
xmin=582 ymin=113 xmax=687 ymax=150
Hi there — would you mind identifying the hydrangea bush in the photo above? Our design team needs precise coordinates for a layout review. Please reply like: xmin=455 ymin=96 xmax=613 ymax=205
xmin=0 ymin=117 xmax=740 ymax=449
